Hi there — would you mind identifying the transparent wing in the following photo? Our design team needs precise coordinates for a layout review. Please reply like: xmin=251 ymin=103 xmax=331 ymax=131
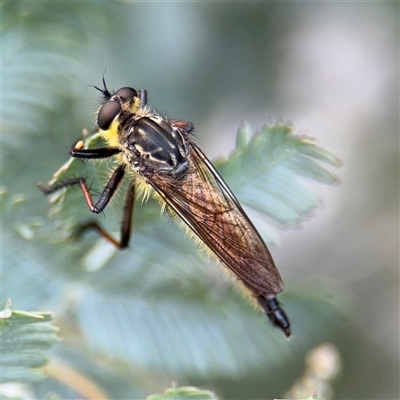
xmin=147 ymin=140 xmax=284 ymax=296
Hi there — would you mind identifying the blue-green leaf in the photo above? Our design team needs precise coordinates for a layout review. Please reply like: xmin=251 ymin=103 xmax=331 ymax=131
xmin=146 ymin=386 xmax=219 ymax=400
xmin=0 ymin=301 xmax=59 ymax=383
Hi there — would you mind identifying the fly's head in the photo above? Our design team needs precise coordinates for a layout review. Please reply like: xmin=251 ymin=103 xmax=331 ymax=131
xmin=95 ymin=86 xmax=141 ymax=148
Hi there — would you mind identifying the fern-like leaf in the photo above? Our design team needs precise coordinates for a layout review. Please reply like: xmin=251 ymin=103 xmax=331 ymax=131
xmin=0 ymin=300 xmax=59 ymax=383
xmin=146 ymin=386 xmax=219 ymax=400
xmin=3 ymin=122 xmax=343 ymax=380
xmin=216 ymin=124 xmax=341 ymax=226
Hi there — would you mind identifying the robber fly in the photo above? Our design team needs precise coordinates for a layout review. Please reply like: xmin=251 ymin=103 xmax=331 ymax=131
xmin=38 ymin=80 xmax=291 ymax=337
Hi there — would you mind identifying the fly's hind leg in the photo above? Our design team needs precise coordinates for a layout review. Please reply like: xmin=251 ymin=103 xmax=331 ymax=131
xmin=73 ymin=179 xmax=136 ymax=249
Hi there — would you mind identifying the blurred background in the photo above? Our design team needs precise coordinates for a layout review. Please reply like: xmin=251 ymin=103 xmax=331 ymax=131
xmin=2 ymin=2 xmax=398 ymax=399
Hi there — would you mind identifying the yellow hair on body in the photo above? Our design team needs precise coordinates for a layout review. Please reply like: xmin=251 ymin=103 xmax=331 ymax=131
xmin=100 ymin=119 xmax=121 ymax=148
xmin=133 ymin=175 xmax=153 ymax=203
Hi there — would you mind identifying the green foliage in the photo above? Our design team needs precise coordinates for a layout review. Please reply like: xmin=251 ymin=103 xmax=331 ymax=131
xmin=216 ymin=123 xmax=340 ymax=227
xmin=0 ymin=300 xmax=59 ymax=384
xmin=2 ymin=3 xmax=345 ymax=398
xmin=2 ymin=123 xmax=343 ymax=393
xmin=146 ymin=386 xmax=219 ymax=400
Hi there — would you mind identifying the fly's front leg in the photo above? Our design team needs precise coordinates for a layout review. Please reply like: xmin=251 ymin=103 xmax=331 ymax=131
xmin=38 ymin=145 xmax=125 ymax=213
xmin=39 ymin=143 xmax=122 ymax=193
xmin=70 ymin=146 xmax=121 ymax=159
xmin=39 ymin=164 xmax=128 ymax=249
xmin=38 ymin=155 xmax=134 ymax=248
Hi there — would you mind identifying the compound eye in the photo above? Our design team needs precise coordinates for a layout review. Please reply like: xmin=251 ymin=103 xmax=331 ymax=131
xmin=97 ymin=100 xmax=121 ymax=130
xmin=115 ymin=87 xmax=137 ymax=101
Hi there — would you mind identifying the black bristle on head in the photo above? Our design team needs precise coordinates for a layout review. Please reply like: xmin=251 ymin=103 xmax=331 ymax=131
xmin=90 ymin=68 xmax=112 ymax=100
